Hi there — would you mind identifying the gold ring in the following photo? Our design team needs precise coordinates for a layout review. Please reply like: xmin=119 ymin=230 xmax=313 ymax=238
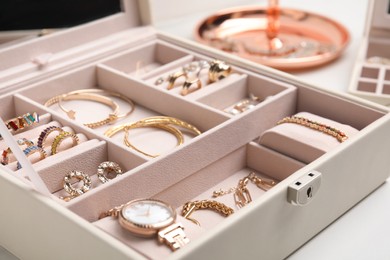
xmin=51 ymin=132 xmax=79 ymax=155
xmin=37 ymin=126 xmax=64 ymax=148
xmin=104 ymin=116 xmax=201 ymax=138
xmin=63 ymin=170 xmax=92 ymax=198
xmin=167 ymin=71 xmax=187 ymax=90
xmin=181 ymin=78 xmax=202 ymax=96
xmin=208 ymin=60 xmax=232 ymax=83
xmin=97 ymin=161 xmax=123 ymax=183
xmin=16 ymin=145 xmax=47 ymax=170
xmin=123 ymin=123 xmax=184 ymax=158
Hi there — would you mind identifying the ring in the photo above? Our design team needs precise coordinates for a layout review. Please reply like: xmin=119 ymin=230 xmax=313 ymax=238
xmin=123 ymin=123 xmax=184 ymax=157
xmin=51 ymin=132 xmax=79 ymax=155
xmin=16 ymin=145 xmax=47 ymax=170
xmin=181 ymin=78 xmax=202 ymax=96
xmin=5 ymin=112 xmax=40 ymax=132
xmin=167 ymin=71 xmax=187 ymax=90
xmin=97 ymin=161 xmax=123 ymax=183
xmin=37 ymin=126 xmax=64 ymax=148
xmin=208 ymin=60 xmax=232 ymax=83
xmin=63 ymin=170 xmax=92 ymax=198
xmin=226 ymin=94 xmax=260 ymax=115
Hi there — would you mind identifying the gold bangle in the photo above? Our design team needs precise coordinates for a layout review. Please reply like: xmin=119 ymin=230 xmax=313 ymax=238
xmin=104 ymin=116 xmax=201 ymax=138
xmin=51 ymin=132 xmax=79 ymax=155
xmin=64 ymin=89 xmax=135 ymax=119
xmin=123 ymin=123 xmax=184 ymax=158
xmin=97 ymin=161 xmax=123 ymax=183
xmin=37 ymin=126 xmax=64 ymax=148
xmin=182 ymin=200 xmax=234 ymax=226
xmin=62 ymin=170 xmax=92 ymax=201
xmin=45 ymin=93 xmax=120 ymax=129
xmin=277 ymin=116 xmax=348 ymax=143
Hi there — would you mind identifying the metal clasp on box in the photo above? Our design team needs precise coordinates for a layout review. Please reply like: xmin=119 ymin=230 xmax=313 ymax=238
xmin=288 ymin=171 xmax=322 ymax=206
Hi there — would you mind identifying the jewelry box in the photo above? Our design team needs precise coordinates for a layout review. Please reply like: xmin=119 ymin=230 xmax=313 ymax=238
xmin=349 ymin=0 xmax=390 ymax=106
xmin=0 ymin=1 xmax=389 ymax=259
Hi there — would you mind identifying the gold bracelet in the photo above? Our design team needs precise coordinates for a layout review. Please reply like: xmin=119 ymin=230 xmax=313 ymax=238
xmin=104 ymin=116 xmax=201 ymax=137
xmin=124 ymin=123 xmax=184 ymax=158
xmin=277 ymin=116 xmax=348 ymax=143
xmin=51 ymin=132 xmax=79 ymax=155
xmin=182 ymin=200 xmax=234 ymax=226
xmin=213 ymin=172 xmax=277 ymax=208
xmin=64 ymin=89 xmax=135 ymax=119
xmin=45 ymin=92 xmax=120 ymax=129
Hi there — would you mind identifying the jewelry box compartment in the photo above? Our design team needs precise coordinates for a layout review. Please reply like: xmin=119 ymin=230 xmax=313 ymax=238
xmin=1 ymin=31 xmax=390 ymax=259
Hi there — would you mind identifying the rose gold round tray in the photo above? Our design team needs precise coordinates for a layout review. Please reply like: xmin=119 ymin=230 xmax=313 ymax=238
xmin=195 ymin=6 xmax=350 ymax=70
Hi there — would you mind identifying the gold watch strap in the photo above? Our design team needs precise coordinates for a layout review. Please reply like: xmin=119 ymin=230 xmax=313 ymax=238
xmin=157 ymin=222 xmax=189 ymax=251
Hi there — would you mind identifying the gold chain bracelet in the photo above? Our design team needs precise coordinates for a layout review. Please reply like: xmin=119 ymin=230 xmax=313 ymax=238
xmin=213 ymin=172 xmax=277 ymax=208
xmin=277 ymin=116 xmax=348 ymax=143
xmin=182 ymin=200 xmax=234 ymax=226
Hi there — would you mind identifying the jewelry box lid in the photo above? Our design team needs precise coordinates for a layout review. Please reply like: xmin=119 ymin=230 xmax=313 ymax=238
xmin=0 ymin=0 xmax=154 ymax=94
xmin=368 ymin=0 xmax=390 ymax=36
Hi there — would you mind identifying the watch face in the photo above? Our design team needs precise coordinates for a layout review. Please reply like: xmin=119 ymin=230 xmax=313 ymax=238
xmin=119 ymin=198 xmax=176 ymax=237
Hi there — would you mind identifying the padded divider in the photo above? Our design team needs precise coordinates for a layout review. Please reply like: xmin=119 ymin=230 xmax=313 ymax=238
xmin=259 ymin=112 xmax=360 ymax=164
xmin=100 ymin=41 xmax=193 ymax=78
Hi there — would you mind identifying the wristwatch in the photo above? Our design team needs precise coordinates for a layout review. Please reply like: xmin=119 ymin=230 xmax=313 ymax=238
xmin=100 ymin=198 xmax=189 ymax=251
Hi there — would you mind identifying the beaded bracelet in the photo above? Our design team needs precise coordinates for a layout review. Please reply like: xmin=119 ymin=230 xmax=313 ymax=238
xmin=277 ymin=116 xmax=348 ymax=143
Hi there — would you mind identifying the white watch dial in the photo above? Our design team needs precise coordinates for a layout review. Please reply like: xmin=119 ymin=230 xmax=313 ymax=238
xmin=122 ymin=199 xmax=175 ymax=226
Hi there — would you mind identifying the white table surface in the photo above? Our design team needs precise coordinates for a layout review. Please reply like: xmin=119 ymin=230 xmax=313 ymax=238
xmin=151 ymin=0 xmax=390 ymax=259
xmin=2 ymin=1 xmax=390 ymax=259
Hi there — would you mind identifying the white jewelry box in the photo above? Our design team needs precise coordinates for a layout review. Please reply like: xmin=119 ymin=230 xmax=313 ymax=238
xmin=349 ymin=0 xmax=390 ymax=106
xmin=0 ymin=1 xmax=390 ymax=259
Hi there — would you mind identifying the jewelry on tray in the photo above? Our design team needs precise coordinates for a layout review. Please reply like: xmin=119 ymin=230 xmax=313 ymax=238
xmin=51 ymin=131 xmax=79 ymax=155
xmin=123 ymin=123 xmax=184 ymax=158
xmin=181 ymin=78 xmax=202 ymax=96
xmin=44 ymin=89 xmax=136 ymax=129
xmin=277 ymin=116 xmax=348 ymax=143
xmin=104 ymin=116 xmax=200 ymax=157
xmin=16 ymin=145 xmax=47 ymax=170
xmin=1 ymin=138 xmax=34 ymax=166
xmin=208 ymin=60 xmax=232 ymax=83
xmin=3 ymin=112 xmax=40 ymax=133
xmin=155 ymin=60 xmax=232 ymax=93
xmin=104 ymin=116 xmax=201 ymax=137
xmin=61 ymin=170 xmax=92 ymax=201
xmin=225 ymin=93 xmax=260 ymax=115
xmin=99 ymin=198 xmax=189 ymax=251
xmin=37 ymin=126 xmax=64 ymax=148
xmin=181 ymin=200 xmax=234 ymax=226
xmin=213 ymin=172 xmax=277 ymax=208
xmin=97 ymin=161 xmax=123 ymax=183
